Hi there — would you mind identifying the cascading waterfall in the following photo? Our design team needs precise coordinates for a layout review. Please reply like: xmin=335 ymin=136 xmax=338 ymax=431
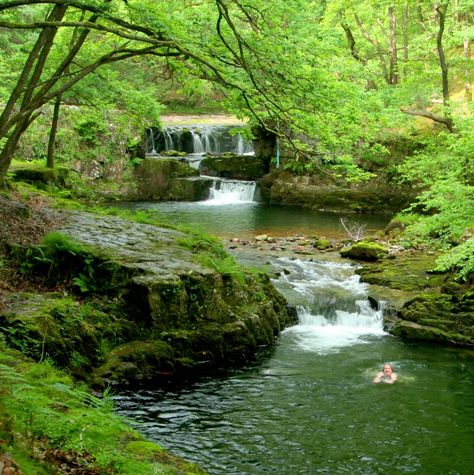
xmin=272 ymin=257 xmax=385 ymax=353
xmin=146 ymin=125 xmax=254 ymax=156
xmin=201 ymin=178 xmax=257 ymax=205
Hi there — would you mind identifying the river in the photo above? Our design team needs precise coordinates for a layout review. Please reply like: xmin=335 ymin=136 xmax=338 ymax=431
xmin=113 ymin=185 xmax=474 ymax=475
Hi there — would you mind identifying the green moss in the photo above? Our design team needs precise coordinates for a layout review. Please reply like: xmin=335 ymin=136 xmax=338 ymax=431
xmin=357 ymin=252 xmax=446 ymax=291
xmin=340 ymin=241 xmax=388 ymax=261
xmin=313 ymin=238 xmax=331 ymax=250
xmin=0 ymin=346 xmax=205 ymax=474
xmin=93 ymin=340 xmax=177 ymax=384
xmin=11 ymin=231 xmax=135 ymax=295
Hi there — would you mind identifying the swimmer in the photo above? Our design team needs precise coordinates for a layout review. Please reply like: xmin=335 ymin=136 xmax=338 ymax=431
xmin=373 ymin=363 xmax=398 ymax=384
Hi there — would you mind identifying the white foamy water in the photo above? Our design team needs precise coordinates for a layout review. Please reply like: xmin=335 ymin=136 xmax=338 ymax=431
xmin=200 ymin=178 xmax=256 ymax=205
xmin=273 ymin=257 xmax=386 ymax=353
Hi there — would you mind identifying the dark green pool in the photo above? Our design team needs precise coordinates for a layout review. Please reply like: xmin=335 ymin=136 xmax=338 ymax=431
xmin=114 ymin=257 xmax=474 ymax=474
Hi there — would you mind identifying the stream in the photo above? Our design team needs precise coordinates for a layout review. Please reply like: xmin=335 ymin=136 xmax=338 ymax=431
xmin=113 ymin=180 xmax=474 ymax=474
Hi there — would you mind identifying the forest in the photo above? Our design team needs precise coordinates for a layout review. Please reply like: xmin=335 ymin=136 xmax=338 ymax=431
xmin=0 ymin=1 xmax=473 ymax=474
xmin=0 ymin=0 xmax=472 ymax=273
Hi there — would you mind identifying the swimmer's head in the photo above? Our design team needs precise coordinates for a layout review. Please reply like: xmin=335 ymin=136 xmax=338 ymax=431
xmin=383 ymin=363 xmax=393 ymax=375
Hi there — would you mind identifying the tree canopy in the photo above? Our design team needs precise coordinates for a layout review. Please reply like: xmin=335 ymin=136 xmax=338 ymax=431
xmin=0 ymin=1 xmax=473 ymax=266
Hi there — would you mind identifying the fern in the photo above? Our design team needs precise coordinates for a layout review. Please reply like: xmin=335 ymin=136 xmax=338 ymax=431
xmin=433 ymin=238 xmax=474 ymax=282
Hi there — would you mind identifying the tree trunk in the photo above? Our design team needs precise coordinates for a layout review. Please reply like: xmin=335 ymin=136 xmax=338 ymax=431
xmin=402 ymin=2 xmax=409 ymax=79
xmin=0 ymin=119 xmax=29 ymax=178
xmin=47 ymin=97 xmax=61 ymax=169
xmin=435 ymin=3 xmax=450 ymax=105
xmin=464 ymin=37 xmax=472 ymax=102
xmin=0 ymin=5 xmax=66 ymax=138
xmin=354 ymin=14 xmax=391 ymax=84
xmin=388 ymin=6 xmax=398 ymax=84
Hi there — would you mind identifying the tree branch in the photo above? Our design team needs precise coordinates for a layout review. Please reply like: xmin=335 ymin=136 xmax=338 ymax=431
xmin=400 ymin=107 xmax=454 ymax=132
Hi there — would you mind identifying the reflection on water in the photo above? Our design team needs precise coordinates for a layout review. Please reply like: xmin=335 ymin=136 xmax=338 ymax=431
xmin=120 ymin=201 xmax=389 ymax=239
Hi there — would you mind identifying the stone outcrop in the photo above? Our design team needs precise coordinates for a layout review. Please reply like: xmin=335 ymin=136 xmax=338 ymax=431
xmin=340 ymin=241 xmax=389 ymax=261
xmin=133 ymin=157 xmax=212 ymax=201
xmin=0 ymin=210 xmax=296 ymax=385
xmin=357 ymin=252 xmax=474 ymax=346
xmin=258 ymin=171 xmax=414 ymax=214
xmin=199 ymin=153 xmax=267 ymax=180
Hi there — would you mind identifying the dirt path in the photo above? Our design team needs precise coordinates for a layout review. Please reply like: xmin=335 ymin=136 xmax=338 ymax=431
xmin=160 ymin=114 xmax=246 ymax=125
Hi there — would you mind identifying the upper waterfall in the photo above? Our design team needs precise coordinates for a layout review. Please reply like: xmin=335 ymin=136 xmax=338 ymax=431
xmin=146 ymin=125 xmax=254 ymax=156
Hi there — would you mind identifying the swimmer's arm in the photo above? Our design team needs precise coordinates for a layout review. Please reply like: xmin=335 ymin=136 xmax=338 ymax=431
xmin=373 ymin=372 xmax=384 ymax=383
xmin=383 ymin=373 xmax=398 ymax=384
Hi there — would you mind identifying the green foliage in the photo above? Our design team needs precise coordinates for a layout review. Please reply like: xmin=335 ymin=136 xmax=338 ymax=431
xmin=91 ymin=206 xmax=173 ymax=228
xmin=396 ymin=116 xmax=474 ymax=278
xmin=0 ymin=347 xmax=203 ymax=474
xmin=433 ymin=238 xmax=474 ymax=282
xmin=12 ymin=231 xmax=125 ymax=295
xmin=177 ymin=230 xmax=227 ymax=260
xmin=196 ymin=255 xmax=247 ymax=285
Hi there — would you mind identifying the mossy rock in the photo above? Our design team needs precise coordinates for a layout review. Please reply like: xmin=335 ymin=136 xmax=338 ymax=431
xmin=200 ymin=154 xmax=265 ymax=180
xmin=160 ymin=150 xmax=189 ymax=157
xmin=93 ymin=339 xmax=177 ymax=385
xmin=384 ymin=318 xmax=474 ymax=346
xmin=0 ymin=292 xmax=134 ymax=376
xmin=10 ymin=166 xmax=70 ymax=186
xmin=340 ymin=241 xmax=388 ymax=261
xmin=313 ymin=238 xmax=331 ymax=250
xmin=133 ymin=158 xmax=206 ymax=200
xmin=125 ymin=441 xmax=206 ymax=473
xmin=7 ymin=210 xmax=294 ymax=386
xmin=357 ymin=252 xmax=446 ymax=291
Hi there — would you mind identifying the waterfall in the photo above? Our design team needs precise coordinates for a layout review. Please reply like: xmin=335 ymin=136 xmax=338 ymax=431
xmin=146 ymin=128 xmax=157 ymax=155
xmin=145 ymin=125 xmax=254 ymax=156
xmin=273 ymin=258 xmax=385 ymax=353
xmin=201 ymin=178 xmax=257 ymax=205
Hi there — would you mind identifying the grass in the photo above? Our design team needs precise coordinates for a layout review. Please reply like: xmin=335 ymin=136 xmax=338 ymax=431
xmin=0 ymin=344 xmax=206 ymax=474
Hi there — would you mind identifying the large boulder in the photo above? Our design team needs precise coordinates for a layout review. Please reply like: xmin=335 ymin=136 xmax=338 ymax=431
xmin=357 ymin=252 xmax=474 ymax=346
xmin=133 ymin=157 xmax=212 ymax=201
xmin=259 ymin=170 xmax=413 ymax=213
xmin=340 ymin=241 xmax=389 ymax=261
xmin=1 ymin=211 xmax=296 ymax=385
xmin=385 ymin=292 xmax=474 ymax=345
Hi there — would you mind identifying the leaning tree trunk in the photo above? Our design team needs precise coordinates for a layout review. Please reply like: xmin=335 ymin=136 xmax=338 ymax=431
xmin=464 ymin=37 xmax=472 ymax=102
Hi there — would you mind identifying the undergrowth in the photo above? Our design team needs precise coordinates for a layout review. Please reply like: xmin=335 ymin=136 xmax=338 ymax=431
xmin=0 ymin=346 xmax=205 ymax=474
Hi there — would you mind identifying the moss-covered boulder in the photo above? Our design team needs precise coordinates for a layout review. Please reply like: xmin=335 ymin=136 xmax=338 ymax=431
xmin=260 ymin=170 xmax=413 ymax=213
xmin=133 ymin=157 xmax=212 ymax=201
xmin=200 ymin=153 xmax=266 ymax=180
xmin=10 ymin=165 xmax=71 ymax=186
xmin=385 ymin=292 xmax=474 ymax=345
xmin=357 ymin=251 xmax=474 ymax=346
xmin=340 ymin=241 xmax=388 ymax=261
xmin=1 ymin=211 xmax=295 ymax=386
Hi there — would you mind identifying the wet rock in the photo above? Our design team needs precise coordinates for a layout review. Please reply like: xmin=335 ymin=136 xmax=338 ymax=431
xmin=313 ymin=238 xmax=331 ymax=250
xmin=200 ymin=154 xmax=266 ymax=180
xmin=133 ymin=157 xmax=211 ymax=201
xmin=340 ymin=241 xmax=389 ymax=261
xmin=358 ymin=252 xmax=474 ymax=347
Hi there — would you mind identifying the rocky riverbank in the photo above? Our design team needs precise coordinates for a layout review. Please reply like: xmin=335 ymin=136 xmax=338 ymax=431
xmin=0 ymin=197 xmax=296 ymax=387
